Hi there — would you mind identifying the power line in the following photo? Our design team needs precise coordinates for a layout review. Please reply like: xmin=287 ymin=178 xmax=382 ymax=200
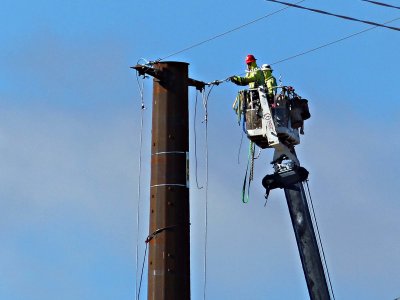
xmin=362 ymin=0 xmax=400 ymax=10
xmin=153 ymin=0 xmax=306 ymax=63
xmin=205 ymin=15 xmax=400 ymax=84
xmin=270 ymin=16 xmax=400 ymax=66
xmin=266 ymin=0 xmax=400 ymax=32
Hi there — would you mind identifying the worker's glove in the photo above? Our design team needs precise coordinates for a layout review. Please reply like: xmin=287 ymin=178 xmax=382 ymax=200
xmin=230 ymin=76 xmax=240 ymax=84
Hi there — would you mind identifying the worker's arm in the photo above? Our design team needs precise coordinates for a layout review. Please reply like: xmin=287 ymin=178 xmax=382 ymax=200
xmin=230 ymin=72 xmax=260 ymax=86
xmin=266 ymin=76 xmax=277 ymax=96
xmin=230 ymin=75 xmax=249 ymax=86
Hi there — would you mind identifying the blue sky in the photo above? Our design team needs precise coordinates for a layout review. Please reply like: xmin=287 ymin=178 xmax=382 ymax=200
xmin=1 ymin=1 xmax=399 ymax=299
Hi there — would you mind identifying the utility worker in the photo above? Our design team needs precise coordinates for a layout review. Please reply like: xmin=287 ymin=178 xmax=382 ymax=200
xmin=230 ymin=54 xmax=265 ymax=88
xmin=261 ymin=64 xmax=277 ymax=102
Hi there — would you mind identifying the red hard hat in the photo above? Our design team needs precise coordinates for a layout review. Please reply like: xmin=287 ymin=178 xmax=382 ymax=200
xmin=245 ymin=54 xmax=256 ymax=64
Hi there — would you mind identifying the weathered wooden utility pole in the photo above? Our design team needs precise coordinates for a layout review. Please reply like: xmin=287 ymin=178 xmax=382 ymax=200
xmin=132 ymin=62 xmax=205 ymax=300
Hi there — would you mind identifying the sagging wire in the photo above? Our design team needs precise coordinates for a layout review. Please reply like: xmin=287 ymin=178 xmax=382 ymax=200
xmin=192 ymin=80 xmax=217 ymax=188
xmin=303 ymin=180 xmax=336 ymax=300
xmin=193 ymin=81 xmax=219 ymax=300
xmin=135 ymin=68 xmax=148 ymax=300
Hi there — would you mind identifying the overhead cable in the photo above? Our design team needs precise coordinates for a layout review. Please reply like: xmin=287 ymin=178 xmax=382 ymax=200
xmin=206 ymin=15 xmax=400 ymax=84
xmin=270 ymin=16 xmax=400 ymax=65
xmin=266 ymin=0 xmax=400 ymax=32
xmin=152 ymin=0 xmax=306 ymax=63
xmin=361 ymin=0 xmax=400 ymax=10
xmin=208 ymin=15 xmax=399 ymax=82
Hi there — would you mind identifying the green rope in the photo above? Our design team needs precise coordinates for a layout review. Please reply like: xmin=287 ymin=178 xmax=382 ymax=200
xmin=242 ymin=140 xmax=255 ymax=203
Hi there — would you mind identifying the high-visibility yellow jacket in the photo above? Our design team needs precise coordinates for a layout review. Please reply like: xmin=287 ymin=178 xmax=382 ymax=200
xmin=232 ymin=63 xmax=265 ymax=88
xmin=263 ymin=69 xmax=277 ymax=96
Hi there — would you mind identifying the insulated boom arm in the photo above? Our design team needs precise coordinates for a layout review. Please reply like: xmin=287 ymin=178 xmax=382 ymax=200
xmin=284 ymin=183 xmax=331 ymax=300
xmin=238 ymin=84 xmax=331 ymax=299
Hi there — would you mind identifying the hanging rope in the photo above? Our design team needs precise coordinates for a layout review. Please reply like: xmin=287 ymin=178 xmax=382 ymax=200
xmin=134 ymin=70 xmax=147 ymax=300
xmin=303 ymin=180 xmax=336 ymax=300
xmin=193 ymin=91 xmax=204 ymax=189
